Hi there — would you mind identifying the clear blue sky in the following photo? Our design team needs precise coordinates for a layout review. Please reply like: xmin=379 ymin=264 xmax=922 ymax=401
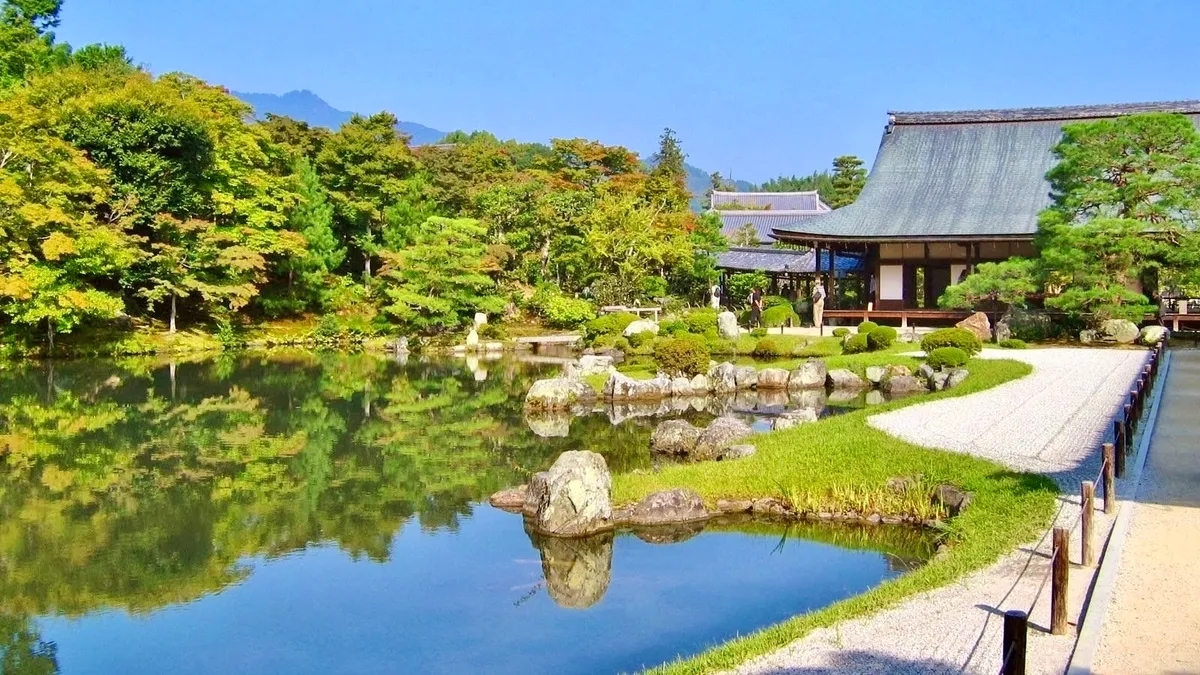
xmin=58 ymin=0 xmax=1200 ymax=183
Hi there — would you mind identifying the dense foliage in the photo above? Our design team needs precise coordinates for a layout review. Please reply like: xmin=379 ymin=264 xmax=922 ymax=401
xmin=653 ymin=335 xmax=710 ymax=377
xmin=920 ymin=328 xmax=982 ymax=356
xmin=926 ymin=346 xmax=969 ymax=369
xmin=0 ymin=1 xmax=727 ymax=351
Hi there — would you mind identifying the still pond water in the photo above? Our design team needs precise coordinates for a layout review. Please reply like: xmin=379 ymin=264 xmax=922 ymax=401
xmin=0 ymin=352 xmax=933 ymax=674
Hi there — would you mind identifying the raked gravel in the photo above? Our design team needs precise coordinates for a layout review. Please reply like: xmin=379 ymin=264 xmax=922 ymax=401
xmin=725 ymin=347 xmax=1148 ymax=675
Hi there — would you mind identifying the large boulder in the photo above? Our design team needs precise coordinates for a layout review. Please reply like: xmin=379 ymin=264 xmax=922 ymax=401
xmin=1004 ymin=307 xmax=1053 ymax=342
xmin=594 ymin=347 xmax=625 ymax=365
xmin=827 ymin=369 xmax=867 ymax=390
xmin=1081 ymin=319 xmax=1139 ymax=345
xmin=717 ymin=311 xmax=739 ymax=339
xmin=719 ymin=444 xmax=757 ymax=460
xmin=946 ymin=368 xmax=970 ymax=389
xmin=489 ymin=485 xmax=527 ymax=511
xmin=772 ymin=408 xmax=818 ymax=430
xmin=1138 ymin=325 xmax=1169 ymax=346
xmin=788 ymin=359 xmax=827 ymax=389
xmin=709 ymin=362 xmax=738 ymax=394
xmin=530 ymin=530 xmax=613 ymax=609
xmin=623 ymin=319 xmax=659 ymax=337
xmin=668 ymin=377 xmax=694 ymax=397
xmin=882 ymin=375 xmax=927 ymax=394
xmin=956 ymin=312 xmax=992 ymax=342
xmin=757 ymin=368 xmax=790 ymax=390
xmin=525 ymin=451 xmax=613 ymax=536
xmin=694 ymin=416 xmax=754 ymax=461
xmin=577 ymin=354 xmax=614 ymax=377
xmin=734 ymin=366 xmax=758 ymax=390
xmin=604 ymin=371 xmax=669 ymax=400
xmin=626 ymin=488 xmax=709 ymax=526
xmin=689 ymin=374 xmax=711 ymax=393
xmin=525 ymin=377 xmax=596 ymax=410
xmin=929 ymin=370 xmax=950 ymax=392
xmin=865 ymin=366 xmax=887 ymax=385
xmin=650 ymin=419 xmax=702 ymax=456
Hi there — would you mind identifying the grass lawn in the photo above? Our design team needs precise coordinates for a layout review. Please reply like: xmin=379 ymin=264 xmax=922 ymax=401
xmin=610 ymin=356 xmax=1058 ymax=675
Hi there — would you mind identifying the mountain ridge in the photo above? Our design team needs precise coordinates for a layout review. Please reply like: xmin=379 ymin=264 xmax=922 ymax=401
xmin=232 ymin=89 xmax=752 ymax=205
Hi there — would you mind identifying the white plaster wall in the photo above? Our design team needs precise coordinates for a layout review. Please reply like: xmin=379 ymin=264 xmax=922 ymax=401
xmin=951 ymin=264 xmax=968 ymax=285
xmin=880 ymin=264 xmax=904 ymax=300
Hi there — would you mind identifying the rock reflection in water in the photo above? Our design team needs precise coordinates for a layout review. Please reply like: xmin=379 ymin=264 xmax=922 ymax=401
xmin=527 ymin=528 xmax=614 ymax=609
xmin=631 ymin=521 xmax=707 ymax=545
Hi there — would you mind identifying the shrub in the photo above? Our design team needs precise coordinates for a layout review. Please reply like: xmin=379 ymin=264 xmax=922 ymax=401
xmin=590 ymin=275 xmax=638 ymax=307
xmin=763 ymin=295 xmax=792 ymax=309
xmin=659 ymin=318 xmax=689 ymax=336
xmin=593 ymin=334 xmax=631 ymax=351
xmin=752 ymin=337 xmax=787 ymax=358
xmin=727 ymin=272 xmax=769 ymax=305
xmin=843 ymin=333 xmax=870 ymax=354
xmin=999 ymin=338 xmax=1028 ymax=349
xmin=641 ymin=276 xmax=668 ymax=299
xmin=478 ymin=323 xmax=507 ymax=340
xmin=921 ymin=327 xmax=983 ymax=355
xmin=867 ymin=325 xmax=898 ymax=350
xmin=653 ymin=335 xmax=711 ymax=377
xmin=530 ymin=286 xmax=596 ymax=328
xmin=749 ymin=327 xmax=767 ymax=338
xmin=927 ymin=346 xmax=969 ymax=369
xmin=705 ymin=335 xmax=735 ymax=355
xmin=584 ymin=312 xmax=637 ymax=340
xmin=857 ymin=320 xmax=879 ymax=334
xmin=762 ymin=304 xmax=800 ymax=328
xmin=684 ymin=309 xmax=718 ymax=335
xmin=832 ymin=327 xmax=850 ymax=338
xmin=628 ymin=330 xmax=658 ymax=349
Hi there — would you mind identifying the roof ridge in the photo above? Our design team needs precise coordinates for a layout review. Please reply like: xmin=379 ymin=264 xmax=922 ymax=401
xmin=890 ymin=99 xmax=1200 ymax=125
xmin=711 ymin=190 xmax=823 ymax=196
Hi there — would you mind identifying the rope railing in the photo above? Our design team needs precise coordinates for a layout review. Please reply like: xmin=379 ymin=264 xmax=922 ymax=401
xmin=978 ymin=336 xmax=1166 ymax=675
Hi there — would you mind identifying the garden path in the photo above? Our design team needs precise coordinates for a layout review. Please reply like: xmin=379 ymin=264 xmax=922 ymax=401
xmin=727 ymin=347 xmax=1148 ymax=675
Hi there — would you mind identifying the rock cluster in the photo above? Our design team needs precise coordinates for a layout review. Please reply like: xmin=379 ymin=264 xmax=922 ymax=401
xmin=955 ymin=311 xmax=992 ymax=341
xmin=524 ymin=451 xmax=613 ymax=536
xmin=650 ymin=415 xmax=755 ymax=462
xmin=1080 ymin=319 xmax=1140 ymax=345
xmin=525 ymin=376 xmax=597 ymax=410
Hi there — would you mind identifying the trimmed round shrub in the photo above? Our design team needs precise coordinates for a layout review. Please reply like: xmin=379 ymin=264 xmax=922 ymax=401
xmin=683 ymin=309 xmax=718 ymax=335
xmin=926 ymin=346 xmax=969 ymax=369
xmin=752 ymin=337 xmax=787 ymax=357
xmin=832 ymin=327 xmax=850 ymax=338
xmin=659 ymin=318 xmax=688 ymax=336
xmin=843 ymin=333 xmax=870 ymax=354
xmin=857 ymin=320 xmax=879 ymax=334
xmin=763 ymin=295 xmax=792 ymax=309
xmin=653 ymin=335 xmax=710 ymax=377
xmin=530 ymin=286 xmax=596 ymax=328
xmin=593 ymin=334 xmax=631 ymax=351
xmin=628 ymin=330 xmax=657 ymax=349
xmin=762 ymin=304 xmax=800 ymax=328
xmin=867 ymin=325 xmax=898 ymax=350
xmin=920 ymin=327 xmax=982 ymax=356
xmin=999 ymin=338 xmax=1028 ymax=349
xmin=749 ymin=327 xmax=768 ymax=338
xmin=584 ymin=312 xmax=637 ymax=340
xmin=478 ymin=323 xmax=507 ymax=340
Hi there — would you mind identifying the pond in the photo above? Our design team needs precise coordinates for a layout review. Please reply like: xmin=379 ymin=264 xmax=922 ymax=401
xmin=0 ymin=352 xmax=934 ymax=674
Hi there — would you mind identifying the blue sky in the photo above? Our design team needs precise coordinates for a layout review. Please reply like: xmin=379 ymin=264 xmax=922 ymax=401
xmin=58 ymin=0 xmax=1200 ymax=182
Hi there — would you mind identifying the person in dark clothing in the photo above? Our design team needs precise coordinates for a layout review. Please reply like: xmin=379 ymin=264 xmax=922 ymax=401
xmin=750 ymin=287 xmax=764 ymax=327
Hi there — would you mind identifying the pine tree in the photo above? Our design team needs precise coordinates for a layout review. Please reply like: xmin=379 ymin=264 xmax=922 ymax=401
xmin=829 ymin=155 xmax=867 ymax=208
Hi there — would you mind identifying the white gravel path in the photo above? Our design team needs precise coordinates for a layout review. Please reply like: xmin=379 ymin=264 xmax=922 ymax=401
xmin=726 ymin=347 xmax=1149 ymax=675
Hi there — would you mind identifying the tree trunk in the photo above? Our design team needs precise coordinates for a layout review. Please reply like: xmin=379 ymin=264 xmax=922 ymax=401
xmin=46 ymin=319 xmax=53 ymax=355
xmin=169 ymin=295 xmax=177 ymax=334
xmin=540 ymin=239 xmax=551 ymax=278
xmin=364 ymin=254 xmax=371 ymax=289
xmin=169 ymin=361 xmax=177 ymax=401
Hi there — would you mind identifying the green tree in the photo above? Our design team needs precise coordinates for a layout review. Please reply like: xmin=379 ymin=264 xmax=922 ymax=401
xmin=1036 ymin=112 xmax=1200 ymax=320
xmin=316 ymin=113 xmax=418 ymax=287
xmin=938 ymin=259 xmax=1040 ymax=309
xmin=829 ymin=155 xmax=866 ymax=208
xmin=376 ymin=217 xmax=505 ymax=331
xmin=269 ymin=157 xmax=343 ymax=314
xmin=756 ymin=170 xmax=835 ymax=204
xmin=0 ymin=0 xmax=70 ymax=89
xmin=645 ymin=127 xmax=691 ymax=212
xmin=729 ymin=222 xmax=759 ymax=246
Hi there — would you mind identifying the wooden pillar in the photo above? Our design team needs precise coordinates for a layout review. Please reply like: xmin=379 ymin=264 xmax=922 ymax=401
xmin=1051 ymin=527 xmax=1069 ymax=635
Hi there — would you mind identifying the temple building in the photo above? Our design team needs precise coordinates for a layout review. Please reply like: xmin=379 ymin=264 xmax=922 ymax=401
xmin=710 ymin=190 xmax=830 ymax=245
xmin=768 ymin=100 xmax=1200 ymax=326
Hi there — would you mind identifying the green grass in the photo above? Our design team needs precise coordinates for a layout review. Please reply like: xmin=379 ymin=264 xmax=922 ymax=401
xmin=612 ymin=357 xmax=1058 ymax=674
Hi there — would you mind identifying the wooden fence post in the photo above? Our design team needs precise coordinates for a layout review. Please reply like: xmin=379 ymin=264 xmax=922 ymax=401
xmin=1102 ymin=443 xmax=1116 ymax=513
xmin=1081 ymin=481 xmax=1095 ymax=567
xmin=1051 ymin=527 xmax=1069 ymax=635
xmin=1113 ymin=419 xmax=1126 ymax=466
xmin=1124 ymin=402 xmax=1134 ymax=447
xmin=1002 ymin=610 xmax=1029 ymax=675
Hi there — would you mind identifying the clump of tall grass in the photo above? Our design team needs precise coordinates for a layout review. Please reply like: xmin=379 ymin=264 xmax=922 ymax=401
xmin=780 ymin=476 xmax=949 ymax=522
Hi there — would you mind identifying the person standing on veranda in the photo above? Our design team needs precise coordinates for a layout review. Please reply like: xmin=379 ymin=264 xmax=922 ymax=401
xmin=811 ymin=280 xmax=827 ymax=334
xmin=710 ymin=282 xmax=721 ymax=310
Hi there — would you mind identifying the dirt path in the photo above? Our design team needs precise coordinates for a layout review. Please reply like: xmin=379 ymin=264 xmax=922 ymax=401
xmin=1094 ymin=350 xmax=1200 ymax=674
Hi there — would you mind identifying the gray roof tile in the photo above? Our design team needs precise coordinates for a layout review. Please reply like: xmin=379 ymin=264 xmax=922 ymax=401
xmin=774 ymin=101 xmax=1200 ymax=241
xmin=716 ymin=246 xmax=865 ymax=274
xmin=711 ymin=191 xmax=830 ymax=211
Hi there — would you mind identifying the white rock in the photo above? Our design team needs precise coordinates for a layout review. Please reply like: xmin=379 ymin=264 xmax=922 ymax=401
xmin=689 ymin=374 xmax=711 ymax=393
xmin=623 ymin=319 xmax=659 ymax=337
xmin=577 ymin=354 xmax=614 ymax=377
xmin=717 ymin=311 xmax=739 ymax=339
xmin=466 ymin=327 xmax=480 ymax=348
xmin=474 ymin=312 xmax=488 ymax=328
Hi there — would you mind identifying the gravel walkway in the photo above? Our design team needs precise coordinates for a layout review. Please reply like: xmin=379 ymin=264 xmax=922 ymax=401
xmin=727 ymin=347 xmax=1149 ymax=675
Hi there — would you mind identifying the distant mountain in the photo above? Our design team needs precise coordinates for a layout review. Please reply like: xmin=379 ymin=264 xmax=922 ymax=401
xmin=232 ymin=90 xmax=450 ymax=146
xmin=234 ymin=89 xmax=750 ymax=209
